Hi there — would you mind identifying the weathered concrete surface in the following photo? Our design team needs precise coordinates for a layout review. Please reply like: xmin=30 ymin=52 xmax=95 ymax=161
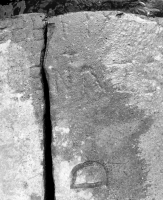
xmin=0 ymin=13 xmax=45 ymax=200
xmin=45 ymin=11 xmax=163 ymax=200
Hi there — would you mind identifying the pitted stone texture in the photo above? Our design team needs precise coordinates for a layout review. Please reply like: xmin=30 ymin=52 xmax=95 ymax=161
xmin=0 ymin=13 xmax=45 ymax=200
xmin=45 ymin=11 xmax=163 ymax=200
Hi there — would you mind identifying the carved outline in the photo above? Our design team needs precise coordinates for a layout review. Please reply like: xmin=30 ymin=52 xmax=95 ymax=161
xmin=70 ymin=160 xmax=109 ymax=189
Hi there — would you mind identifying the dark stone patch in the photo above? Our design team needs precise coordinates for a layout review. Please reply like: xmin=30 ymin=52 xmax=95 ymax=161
xmin=23 ymin=181 xmax=28 ymax=189
xmin=30 ymin=193 xmax=41 ymax=200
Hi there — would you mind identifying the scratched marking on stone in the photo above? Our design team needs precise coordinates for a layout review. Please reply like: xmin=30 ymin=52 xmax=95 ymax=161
xmin=70 ymin=160 xmax=109 ymax=189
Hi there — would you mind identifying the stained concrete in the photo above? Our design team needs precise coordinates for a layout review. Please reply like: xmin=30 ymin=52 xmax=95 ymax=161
xmin=0 ymin=13 xmax=45 ymax=200
xmin=45 ymin=11 xmax=163 ymax=200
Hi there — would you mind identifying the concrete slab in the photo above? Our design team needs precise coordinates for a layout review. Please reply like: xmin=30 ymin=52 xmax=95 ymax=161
xmin=0 ymin=13 xmax=45 ymax=200
xmin=45 ymin=11 xmax=163 ymax=200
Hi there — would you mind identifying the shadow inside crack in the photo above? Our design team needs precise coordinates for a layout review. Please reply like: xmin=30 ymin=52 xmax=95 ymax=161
xmin=40 ymin=20 xmax=55 ymax=200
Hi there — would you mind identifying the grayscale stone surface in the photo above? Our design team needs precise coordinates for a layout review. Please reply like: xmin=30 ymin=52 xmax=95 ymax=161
xmin=0 ymin=13 xmax=45 ymax=200
xmin=45 ymin=11 xmax=163 ymax=200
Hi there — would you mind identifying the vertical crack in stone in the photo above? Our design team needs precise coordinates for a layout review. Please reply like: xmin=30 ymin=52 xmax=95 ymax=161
xmin=40 ymin=18 xmax=55 ymax=200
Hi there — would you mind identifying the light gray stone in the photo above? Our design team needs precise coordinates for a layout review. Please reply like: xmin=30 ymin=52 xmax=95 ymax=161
xmin=45 ymin=11 xmax=163 ymax=200
xmin=0 ymin=13 xmax=45 ymax=200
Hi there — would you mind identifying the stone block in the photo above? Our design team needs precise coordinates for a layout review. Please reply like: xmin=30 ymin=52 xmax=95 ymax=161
xmin=46 ymin=11 xmax=163 ymax=200
xmin=0 ymin=13 xmax=45 ymax=200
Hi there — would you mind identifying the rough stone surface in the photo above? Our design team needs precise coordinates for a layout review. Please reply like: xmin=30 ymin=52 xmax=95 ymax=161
xmin=45 ymin=11 xmax=163 ymax=200
xmin=0 ymin=13 xmax=45 ymax=200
